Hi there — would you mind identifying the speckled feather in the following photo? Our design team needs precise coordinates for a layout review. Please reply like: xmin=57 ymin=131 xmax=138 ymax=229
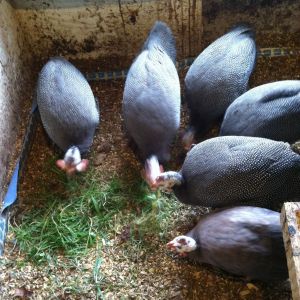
xmin=186 ymin=206 xmax=288 ymax=282
xmin=36 ymin=57 xmax=99 ymax=153
xmin=184 ymin=24 xmax=256 ymax=135
xmin=220 ymin=80 xmax=300 ymax=143
xmin=122 ymin=21 xmax=180 ymax=162
xmin=174 ymin=136 xmax=300 ymax=207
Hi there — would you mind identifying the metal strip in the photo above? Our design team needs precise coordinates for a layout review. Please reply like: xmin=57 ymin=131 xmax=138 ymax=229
xmin=86 ymin=47 xmax=300 ymax=81
xmin=0 ymin=101 xmax=39 ymax=255
xmin=8 ymin=0 xmax=151 ymax=10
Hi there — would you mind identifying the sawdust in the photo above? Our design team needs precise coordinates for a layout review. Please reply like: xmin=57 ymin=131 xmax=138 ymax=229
xmin=1 ymin=46 xmax=300 ymax=299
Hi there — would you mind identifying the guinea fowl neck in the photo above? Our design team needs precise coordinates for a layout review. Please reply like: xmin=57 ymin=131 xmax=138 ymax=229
xmin=186 ymin=232 xmax=202 ymax=262
xmin=173 ymin=180 xmax=190 ymax=204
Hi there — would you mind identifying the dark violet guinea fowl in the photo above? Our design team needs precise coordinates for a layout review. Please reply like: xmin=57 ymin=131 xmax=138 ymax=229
xmin=183 ymin=24 xmax=256 ymax=150
xmin=220 ymin=80 xmax=300 ymax=143
xmin=122 ymin=21 xmax=180 ymax=186
xmin=167 ymin=206 xmax=288 ymax=282
xmin=153 ymin=136 xmax=300 ymax=208
xmin=36 ymin=57 xmax=99 ymax=175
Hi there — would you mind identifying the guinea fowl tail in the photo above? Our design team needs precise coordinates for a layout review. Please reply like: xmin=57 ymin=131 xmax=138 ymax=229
xmin=142 ymin=21 xmax=176 ymax=64
xmin=229 ymin=22 xmax=255 ymax=39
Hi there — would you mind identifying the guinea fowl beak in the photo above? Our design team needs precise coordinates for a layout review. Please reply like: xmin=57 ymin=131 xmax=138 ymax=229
xmin=178 ymin=252 xmax=188 ymax=257
xmin=166 ymin=241 xmax=176 ymax=250
xmin=166 ymin=241 xmax=188 ymax=257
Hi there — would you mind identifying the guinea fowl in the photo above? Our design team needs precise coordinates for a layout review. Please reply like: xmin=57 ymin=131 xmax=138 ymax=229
xmin=183 ymin=24 xmax=256 ymax=149
xmin=122 ymin=21 xmax=180 ymax=186
xmin=167 ymin=206 xmax=288 ymax=282
xmin=152 ymin=136 xmax=300 ymax=208
xmin=36 ymin=57 xmax=99 ymax=175
xmin=220 ymin=80 xmax=300 ymax=143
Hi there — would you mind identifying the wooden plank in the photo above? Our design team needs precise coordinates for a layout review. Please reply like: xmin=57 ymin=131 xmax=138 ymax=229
xmin=281 ymin=202 xmax=300 ymax=300
xmin=202 ymin=0 xmax=300 ymax=48
xmin=0 ymin=0 xmax=30 ymax=203
xmin=9 ymin=0 xmax=118 ymax=9
xmin=14 ymin=0 xmax=202 ymax=61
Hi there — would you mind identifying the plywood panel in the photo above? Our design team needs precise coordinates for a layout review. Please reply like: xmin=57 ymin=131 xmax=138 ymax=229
xmin=0 ymin=0 xmax=31 ymax=201
xmin=281 ymin=202 xmax=300 ymax=300
xmin=202 ymin=0 xmax=300 ymax=47
xmin=14 ymin=0 xmax=202 ymax=62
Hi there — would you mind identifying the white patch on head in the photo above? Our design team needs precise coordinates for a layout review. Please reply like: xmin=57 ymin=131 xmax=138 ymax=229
xmin=168 ymin=235 xmax=197 ymax=254
xmin=156 ymin=171 xmax=182 ymax=192
xmin=64 ymin=146 xmax=81 ymax=166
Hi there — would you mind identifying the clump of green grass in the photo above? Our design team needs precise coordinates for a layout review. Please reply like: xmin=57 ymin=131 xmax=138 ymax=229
xmin=12 ymin=164 xmax=180 ymax=264
xmin=12 ymin=173 xmax=125 ymax=263
xmin=133 ymin=191 xmax=180 ymax=238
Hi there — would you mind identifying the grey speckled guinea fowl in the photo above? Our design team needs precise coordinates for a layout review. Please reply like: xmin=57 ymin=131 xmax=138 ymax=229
xmin=154 ymin=136 xmax=300 ymax=208
xmin=220 ymin=80 xmax=300 ymax=143
xmin=168 ymin=206 xmax=288 ymax=282
xmin=183 ymin=24 xmax=256 ymax=148
xmin=122 ymin=21 xmax=180 ymax=186
xmin=36 ymin=57 xmax=99 ymax=174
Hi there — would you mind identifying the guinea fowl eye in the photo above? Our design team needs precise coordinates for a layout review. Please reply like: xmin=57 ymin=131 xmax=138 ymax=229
xmin=178 ymin=238 xmax=187 ymax=245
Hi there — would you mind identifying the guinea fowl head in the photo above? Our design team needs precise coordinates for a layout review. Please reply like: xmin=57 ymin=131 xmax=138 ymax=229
xmin=154 ymin=171 xmax=183 ymax=192
xmin=142 ymin=155 xmax=164 ymax=190
xmin=56 ymin=146 xmax=89 ymax=175
xmin=167 ymin=235 xmax=197 ymax=257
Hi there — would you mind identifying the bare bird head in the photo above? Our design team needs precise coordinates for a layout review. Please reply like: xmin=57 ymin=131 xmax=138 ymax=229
xmin=167 ymin=235 xmax=197 ymax=257
xmin=56 ymin=146 xmax=89 ymax=175
xmin=154 ymin=171 xmax=183 ymax=192
xmin=142 ymin=155 xmax=163 ymax=190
